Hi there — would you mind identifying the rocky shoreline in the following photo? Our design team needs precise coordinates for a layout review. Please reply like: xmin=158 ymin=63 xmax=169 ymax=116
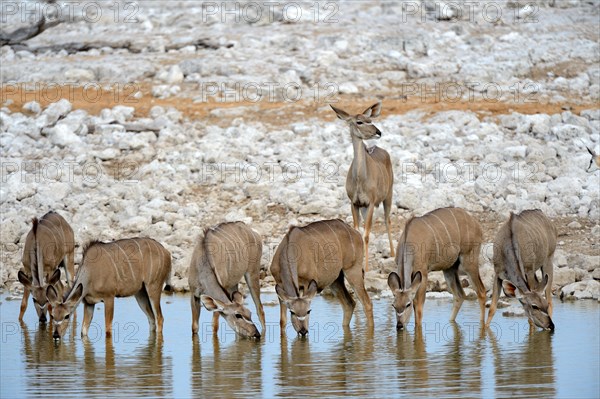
xmin=1 ymin=0 xmax=599 ymax=301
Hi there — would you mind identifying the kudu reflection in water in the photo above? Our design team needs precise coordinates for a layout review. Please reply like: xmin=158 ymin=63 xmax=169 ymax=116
xmin=191 ymin=335 xmax=263 ymax=397
xmin=488 ymin=328 xmax=556 ymax=397
xmin=20 ymin=321 xmax=77 ymax=395
xmin=81 ymin=335 xmax=170 ymax=397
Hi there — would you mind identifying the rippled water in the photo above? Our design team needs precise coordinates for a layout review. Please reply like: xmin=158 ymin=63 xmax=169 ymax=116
xmin=1 ymin=292 xmax=598 ymax=398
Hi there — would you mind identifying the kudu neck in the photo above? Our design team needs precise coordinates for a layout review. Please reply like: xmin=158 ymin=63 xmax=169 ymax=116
xmin=349 ymin=126 xmax=369 ymax=180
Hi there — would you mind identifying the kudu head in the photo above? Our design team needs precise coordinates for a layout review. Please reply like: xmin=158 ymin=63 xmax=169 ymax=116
xmin=388 ymin=271 xmax=423 ymax=331
xmin=201 ymin=292 xmax=261 ymax=339
xmin=47 ymin=282 xmax=82 ymax=340
xmin=18 ymin=268 xmax=62 ymax=323
xmin=330 ymin=102 xmax=383 ymax=141
xmin=586 ymin=147 xmax=600 ymax=172
xmin=276 ymin=280 xmax=318 ymax=337
xmin=503 ymin=275 xmax=554 ymax=331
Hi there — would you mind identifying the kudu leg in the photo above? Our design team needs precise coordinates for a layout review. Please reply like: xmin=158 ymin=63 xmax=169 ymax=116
xmin=486 ymin=276 xmax=502 ymax=328
xmin=104 ymin=297 xmax=115 ymax=337
xmin=19 ymin=287 xmax=30 ymax=321
xmin=330 ymin=272 xmax=356 ymax=326
xmin=462 ymin=254 xmax=487 ymax=324
xmin=444 ymin=267 xmax=465 ymax=322
xmin=191 ymin=295 xmax=201 ymax=335
xmin=414 ymin=278 xmax=427 ymax=326
xmin=81 ymin=301 xmax=95 ymax=337
xmin=278 ymin=298 xmax=288 ymax=335
xmin=135 ymin=290 xmax=156 ymax=331
xmin=351 ymin=204 xmax=361 ymax=230
xmin=148 ymin=288 xmax=164 ymax=335
xmin=543 ymin=258 xmax=554 ymax=317
xmin=245 ymin=272 xmax=266 ymax=333
xmin=363 ymin=204 xmax=376 ymax=272
xmin=344 ymin=262 xmax=374 ymax=326
xmin=383 ymin=195 xmax=395 ymax=258
xmin=212 ymin=312 xmax=219 ymax=334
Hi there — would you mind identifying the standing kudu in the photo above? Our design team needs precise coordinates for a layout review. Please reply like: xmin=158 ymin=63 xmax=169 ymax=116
xmin=189 ymin=222 xmax=265 ymax=339
xmin=46 ymin=237 xmax=172 ymax=339
xmin=270 ymin=219 xmax=374 ymax=336
xmin=18 ymin=211 xmax=75 ymax=323
xmin=586 ymin=146 xmax=600 ymax=172
xmin=387 ymin=207 xmax=487 ymax=330
xmin=486 ymin=210 xmax=556 ymax=330
xmin=330 ymin=102 xmax=394 ymax=272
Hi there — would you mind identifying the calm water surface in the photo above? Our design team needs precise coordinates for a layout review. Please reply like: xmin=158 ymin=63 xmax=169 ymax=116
xmin=1 ymin=292 xmax=598 ymax=398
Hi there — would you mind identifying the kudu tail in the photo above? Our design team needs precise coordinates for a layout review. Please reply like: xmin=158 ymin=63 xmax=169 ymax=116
xmin=163 ymin=249 xmax=173 ymax=292
xmin=163 ymin=274 xmax=172 ymax=292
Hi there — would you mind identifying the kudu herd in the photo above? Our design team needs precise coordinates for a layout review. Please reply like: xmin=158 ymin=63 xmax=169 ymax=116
xmin=16 ymin=101 xmax=586 ymax=344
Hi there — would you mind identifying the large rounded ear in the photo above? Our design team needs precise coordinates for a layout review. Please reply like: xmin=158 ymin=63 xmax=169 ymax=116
xmin=18 ymin=271 xmax=33 ymax=289
xmin=362 ymin=102 xmax=382 ymax=118
xmin=275 ymin=284 xmax=291 ymax=302
xmin=305 ymin=280 xmax=318 ymax=300
xmin=46 ymin=284 xmax=59 ymax=305
xmin=201 ymin=295 xmax=225 ymax=312
xmin=407 ymin=271 xmax=423 ymax=296
xmin=387 ymin=272 xmax=401 ymax=291
xmin=330 ymin=105 xmax=350 ymax=120
xmin=48 ymin=269 xmax=61 ymax=286
xmin=502 ymin=280 xmax=517 ymax=298
xmin=535 ymin=274 xmax=550 ymax=294
xmin=231 ymin=291 xmax=244 ymax=305
xmin=411 ymin=271 xmax=423 ymax=288
xmin=66 ymin=284 xmax=83 ymax=307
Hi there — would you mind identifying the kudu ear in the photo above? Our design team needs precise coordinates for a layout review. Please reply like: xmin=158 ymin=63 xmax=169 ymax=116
xmin=330 ymin=105 xmax=351 ymax=121
xmin=18 ymin=270 xmax=33 ymax=289
xmin=48 ymin=269 xmax=61 ymax=286
xmin=406 ymin=271 xmax=423 ymax=296
xmin=304 ymin=280 xmax=318 ymax=300
xmin=231 ymin=291 xmax=244 ymax=305
xmin=411 ymin=271 xmax=423 ymax=288
xmin=587 ymin=146 xmax=596 ymax=156
xmin=387 ymin=272 xmax=401 ymax=291
xmin=67 ymin=284 xmax=83 ymax=306
xmin=536 ymin=274 xmax=550 ymax=294
xmin=275 ymin=284 xmax=291 ymax=303
xmin=502 ymin=280 xmax=517 ymax=298
xmin=46 ymin=284 xmax=59 ymax=305
xmin=362 ymin=102 xmax=382 ymax=118
xmin=201 ymin=295 xmax=224 ymax=312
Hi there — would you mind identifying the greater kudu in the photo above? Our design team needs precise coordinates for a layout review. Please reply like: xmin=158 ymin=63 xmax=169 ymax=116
xmin=46 ymin=237 xmax=172 ymax=339
xmin=330 ymin=102 xmax=394 ymax=272
xmin=486 ymin=210 xmax=556 ymax=330
xmin=18 ymin=211 xmax=75 ymax=322
xmin=387 ymin=207 xmax=487 ymax=330
xmin=189 ymin=221 xmax=265 ymax=339
xmin=270 ymin=219 xmax=374 ymax=336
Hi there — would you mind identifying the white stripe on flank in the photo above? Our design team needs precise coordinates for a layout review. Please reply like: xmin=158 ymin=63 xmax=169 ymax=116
xmin=340 ymin=222 xmax=357 ymax=261
xmin=146 ymin=239 xmax=154 ymax=281
xmin=117 ymin=241 xmax=136 ymax=280
xmin=133 ymin=239 xmax=144 ymax=279
xmin=308 ymin=223 xmax=331 ymax=264
xmin=422 ymin=218 xmax=440 ymax=259
xmin=449 ymin=209 xmax=461 ymax=246
xmin=323 ymin=221 xmax=342 ymax=266
xmin=431 ymin=213 xmax=452 ymax=245
xmin=216 ymin=225 xmax=242 ymax=271
xmin=101 ymin=246 xmax=121 ymax=280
